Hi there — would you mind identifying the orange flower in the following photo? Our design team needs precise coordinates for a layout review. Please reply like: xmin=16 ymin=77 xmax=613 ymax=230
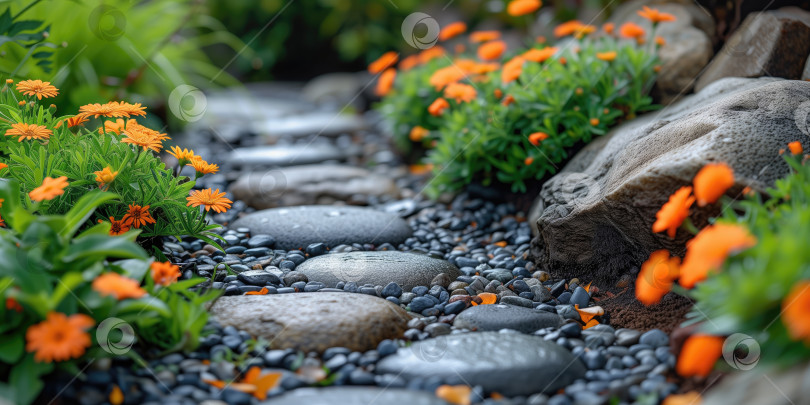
xmin=429 ymin=65 xmax=467 ymax=90
xmin=418 ymin=46 xmax=446 ymax=64
xmin=409 ymin=163 xmax=434 ymax=175
xmin=603 ymin=22 xmax=615 ymax=35
xmin=676 ymin=335 xmax=723 ymax=377
xmin=102 ymin=118 xmax=128 ymax=135
xmin=501 ymin=57 xmax=525 ymax=83
xmin=652 ymin=186 xmax=694 ymax=238
xmin=439 ymin=22 xmax=467 ymax=41
xmin=5 ymin=123 xmax=52 ymax=141
xmin=468 ymin=62 xmax=499 ymax=74
xmin=151 ymin=261 xmax=181 ymax=286
xmin=788 ymin=141 xmax=804 ymax=155
xmin=635 ymin=250 xmax=680 ymax=306
xmin=522 ymin=47 xmax=557 ymax=63
xmin=693 ymin=163 xmax=734 ymax=207
xmin=573 ymin=24 xmax=597 ymax=39
xmin=436 ymin=385 xmax=471 ymax=405
xmin=187 ymin=156 xmax=219 ymax=175
xmin=55 ymin=115 xmax=89 ymax=129
xmin=655 ymin=36 xmax=666 ymax=46
xmin=0 ymin=163 xmax=6 ymax=171
xmin=574 ymin=304 xmax=604 ymax=324
xmin=528 ymin=132 xmax=548 ymax=145
xmin=16 ymin=79 xmax=58 ymax=100
xmin=637 ymin=6 xmax=677 ymax=24
xmin=94 ymin=167 xmax=118 ymax=189
xmin=478 ymin=292 xmax=497 ymax=305
xmin=122 ymin=204 xmax=157 ymax=228
xmin=410 ymin=126 xmax=429 ymax=142
xmin=679 ymin=223 xmax=757 ymax=288
xmin=444 ymin=82 xmax=477 ymax=103
xmin=375 ymin=68 xmax=396 ymax=97
xmin=589 ymin=118 xmax=600 ymax=126
xmin=493 ymin=88 xmax=503 ymax=99
xmin=29 ymin=176 xmax=69 ymax=202
xmin=507 ymin=0 xmax=541 ymax=17
xmin=428 ymin=98 xmax=450 ymax=116
xmin=6 ymin=297 xmax=21 ymax=312
xmin=245 ymin=287 xmax=269 ymax=295
xmin=524 ymin=156 xmax=534 ymax=165
xmin=554 ymin=20 xmax=585 ymax=37
xmin=596 ymin=51 xmax=617 ymax=62
xmin=168 ymin=146 xmax=195 ymax=163
xmin=662 ymin=392 xmax=702 ymax=405
xmin=93 ymin=273 xmax=146 ymax=300
xmin=619 ymin=22 xmax=646 ymax=42
xmin=113 ymin=101 xmax=147 ymax=117
xmin=122 ymin=125 xmax=164 ymax=153
xmin=470 ymin=30 xmax=500 ymax=43
xmin=399 ymin=55 xmax=420 ymax=71
xmin=204 ymin=366 xmax=281 ymax=400
xmin=104 ymin=216 xmax=132 ymax=236
xmin=368 ymin=51 xmax=398 ymax=74
xmin=782 ymin=281 xmax=810 ymax=343
xmin=187 ymin=188 xmax=233 ymax=213
xmin=78 ymin=102 xmax=128 ymax=119
xmin=477 ymin=41 xmax=506 ymax=61
xmin=501 ymin=94 xmax=515 ymax=106
xmin=26 ymin=312 xmax=94 ymax=363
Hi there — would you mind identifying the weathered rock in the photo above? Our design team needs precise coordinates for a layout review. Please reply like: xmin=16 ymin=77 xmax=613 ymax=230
xmin=375 ymin=332 xmax=585 ymax=396
xmin=296 ymin=251 xmax=460 ymax=291
xmin=695 ymin=7 xmax=810 ymax=92
xmin=531 ymin=78 xmax=809 ymax=282
xmin=262 ymin=387 xmax=450 ymax=405
xmin=230 ymin=164 xmax=399 ymax=209
xmin=230 ymin=205 xmax=413 ymax=250
xmin=209 ymin=293 xmax=409 ymax=353
xmin=227 ymin=144 xmax=360 ymax=169
xmin=254 ymin=112 xmax=367 ymax=138
xmin=453 ymin=304 xmax=563 ymax=333
xmin=702 ymin=362 xmax=810 ymax=405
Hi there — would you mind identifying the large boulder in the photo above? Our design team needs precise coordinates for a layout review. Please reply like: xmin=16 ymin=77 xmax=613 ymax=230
xmin=530 ymin=78 xmax=810 ymax=282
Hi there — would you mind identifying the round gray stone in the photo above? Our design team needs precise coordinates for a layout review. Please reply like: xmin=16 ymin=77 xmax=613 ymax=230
xmin=296 ymin=251 xmax=460 ymax=291
xmin=375 ymin=332 xmax=585 ymax=396
xmin=262 ymin=387 xmax=450 ymax=405
xmin=230 ymin=206 xmax=413 ymax=250
xmin=454 ymin=304 xmax=563 ymax=333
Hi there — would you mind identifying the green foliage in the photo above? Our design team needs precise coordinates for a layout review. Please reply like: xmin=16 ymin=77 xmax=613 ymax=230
xmin=0 ymin=3 xmax=56 ymax=76
xmin=689 ymin=156 xmax=810 ymax=367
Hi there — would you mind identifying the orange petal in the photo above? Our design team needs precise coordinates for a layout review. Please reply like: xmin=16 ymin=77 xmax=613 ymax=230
xmin=676 ymin=335 xmax=723 ymax=377
xmin=436 ymin=385 xmax=471 ymax=405
xmin=109 ymin=385 xmax=124 ymax=405
xmin=478 ymin=292 xmax=497 ymax=305
xmin=203 ymin=379 xmax=226 ymax=390
xmin=662 ymin=391 xmax=702 ymax=405
xmin=245 ymin=287 xmax=269 ymax=295
xmin=583 ymin=319 xmax=599 ymax=329
xmin=574 ymin=305 xmax=604 ymax=324
xmin=253 ymin=372 xmax=282 ymax=400
xmin=242 ymin=366 xmax=262 ymax=384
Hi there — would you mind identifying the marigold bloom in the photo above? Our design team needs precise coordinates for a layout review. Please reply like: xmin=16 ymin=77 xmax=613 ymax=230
xmin=429 ymin=65 xmax=467 ymax=90
xmin=375 ymin=68 xmax=396 ymax=97
xmin=55 ymin=115 xmax=89 ymax=129
xmin=151 ymin=261 xmax=181 ymax=286
xmin=507 ymin=0 xmax=541 ymax=16
xmin=655 ymin=36 xmax=666 ymax=46
xmin=168 ymin=146 xmax=195 ymax=162
xmin=0 ymin=163 xmax=6 ymax=171
xmin=636 ymin=250 xmax=680 ymax=306
xmin=573 ymin=24 xmax=597 ymax=39
xmin=187 ymin=188 xmax=233 ymax=213
xmin=782 ymin=281 xmax=810 ymax=343
xmin=470 ymin=30 xmax=500 ymax=43
xmin=428 ymin=97 xmax=450 ymax=116
xmin=662 ymin=392 xmax=702 ymax=405
xmin=93 ymin=273 xmax=146 ymax=300
xmin=590 ymin=118 xmax=600 ymax=126
xmin=676 ymin=335 xmax=723 ymax=377
xmin=436 ymin=385 xmax=471 ymax=405
xmin=444 ymin=82 xmax=477 ymax=103
xmin=103 ymin=216 xmax=132 ymax=236
xmin=529 ymin=132 xmax=548 ymax=145
xmin=94 ymin=167 xmax=118 ymax=188
xmin=788 ymin=141 xmax=803 ymax=155
xmin=410 ymin=126 xmax=429 ymax=142
xmin=439 ymin=22 xmax=467 ymax=41
xmin=16 ymin=79 xmax=58 ymax=100
xmin=418 ymin=46 xmax=445 ymax=64
xmin=26 ymin=312 xmax=94 ymax=363
xmin=679 ymin=223 xmax=756 ymax=288
xmin=652 ymin=186 xmax=694 ymax=238
xmin=399 ymin=55 xmax=420 ymax=71
xmin=502 ymin=94 xmax=515 ymax=106
xmin=5 ymin=123 xmax=52 ymax=141
xmin=554 ymin=20 xmax=585 ymax=37
xmin=122 ymin=204 xmax=157 ymax=228
xmin=187 ymin=156 xmax=219 ymax=175
xmin=619 ymin=22 xmax=646 ymax=42
xmin=29 ymin=176 xmax=69 ymax=202
xmin=122 ymin=126 xmax=164 ymax=153
xmin=493 ymin=88 xmax=503 ymax=99
xmin=524 ymin=157 xmax=534 ymax=165
xmin=368 ymin=51 xmax=398 ymax=74
xmin=102 ymin=118 xmax=128 ymax=135
xmin=477 ymin=41 xmax=506 ymax=61
xmin=6 ymin=297 xmax=21 ymax=311
xmin=501 ymin=57 xmax=524 ymax=84
xmin=596 ymin=51 xmax=617 ymax=62
xmin=693 ymin=163 xmax=734 ymax=207
xmin=522 ymin=47 xmax=557 ymax=63
xmin=637 ymin=6 xmax=677 ymax=23
xmin=114 ymin=101 xmax=147 ymax=117
xmin=603 ymin=22 xmax=615 ymax=34
xmin=78 ymin=102 xmax=128 ymax=119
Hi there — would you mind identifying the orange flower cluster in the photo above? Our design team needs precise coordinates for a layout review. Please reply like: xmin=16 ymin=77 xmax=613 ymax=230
xmin=122 ymin=122 xmax=169 ymax=153
xmin=444 ymin=82 xmax=477 ymax=103
xmin=78 ymin=101 xmax=147 ymax=119
xmin=26 ymin=312 xmax=94 ymax=362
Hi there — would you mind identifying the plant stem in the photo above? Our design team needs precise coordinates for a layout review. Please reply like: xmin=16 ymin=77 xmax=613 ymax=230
xmin=12 ymin=0 xmax=43 ymax=20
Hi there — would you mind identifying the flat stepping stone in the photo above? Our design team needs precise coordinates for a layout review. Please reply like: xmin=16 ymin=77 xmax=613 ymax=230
xmin=230 ymin=206 xmax=412 ymax=250
xmin=454 ymin=304 xmax=562 ymax=333
xmin=209 ymin=293 xmax=409 ymax=353
xmin=296 ymin=251 xmax=460 ymax=291
xmin=376 ymin=332 xmax=585 ymax=396
xmin=262 ymin=387 xmax=450 ymax=404
xmin=227 ymin=144 xmax=360 ymax=169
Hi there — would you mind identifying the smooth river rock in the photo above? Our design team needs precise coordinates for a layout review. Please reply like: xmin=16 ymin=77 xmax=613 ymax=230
xmin=262 ymin=387 xmax=450 ymax=405
xmin=296 ymin=251 xmax=460 ymax=291
xmin=209 ymin=293 xmax=409 ymax=353
xmin=226 ymin=144 xmax=360 ymax=169
xmin=453 ymin=304 xmax=563 ymax=333
xmin=230 ymin=206 xmax=413 ymax=250
xmin=375 ymin=332 xmax=585 ymax=396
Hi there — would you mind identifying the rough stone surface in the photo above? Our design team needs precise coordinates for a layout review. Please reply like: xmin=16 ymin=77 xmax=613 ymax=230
xmin=231 ymin=205 xmax=413 ymax=250
xmin=262 ymin=387 xmax=450 ymax=405
xmin=209 ymin=293 xmax=409 ymax=353
xmin=375 ymin=332 xmax=585 ymax=396
xmin=453 ymin=304 xmax=563 ymax=333
xmin=702 ymin=361 xmax=810 ymax=405
xmin=531 ymin=78 xmax=810 ymax=282
xmin=695 ymin=8 xmax=810 ymax=92
xmin=226 ymin=144 xmax=360 ymax=169
xmin=296 ymin=251 xmax=460 ymax=291
xmin=230 ymin=164 xmax=399 ymax=209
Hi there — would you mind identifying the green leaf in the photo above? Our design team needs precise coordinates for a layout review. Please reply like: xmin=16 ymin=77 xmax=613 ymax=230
xmin=61 ymin=190 xmax=119 ymax=238
xmin=63 ymin=234 xmax=147 ymax=262
xmin=0 ymin=333 xmax=23 ymax=363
